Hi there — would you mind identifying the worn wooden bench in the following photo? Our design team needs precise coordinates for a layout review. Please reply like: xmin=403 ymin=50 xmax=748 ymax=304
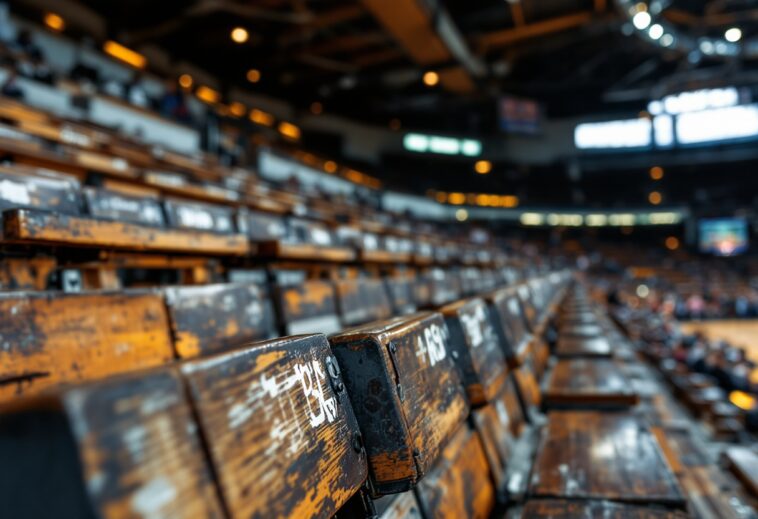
xmin=83 ymin=186 xmax=165 ymax=227
xmin=0 ymin=369 xmax=226 ymax=519
xmin=555 ymin=335 xmax=613 ymax=358
xmin=0 ymin=290 xmax=174 ymax=402
xmin=415 ymin=425 xmax=495 ymax=519
xmin=334 ymin=277 xmax=393 ymax=327
xmin=164 ymin=282 xmax=276 ymax=358
xmin=329 ymin=312 xmax=469 ymax=494
xmin=162 ymin=198 xmax=237 ymax=234
xmin=652 ymin=426 xmax=756 ymax=518
xmin=258 ymin=217 xmax=356 ymax=262
xmin=723 ymin=446 xmax=758 ymax=498
xmin=181 ymin=334 xmax=367 ymax=518
xmin=471 ymin=376 xmax=528 ymax=498
xmin=440 ymin=297 xmax=508 ymax=406
xmin=0 ymin=165 xmax=83 ymax=221
xmin=384 ymin=273 xmax=418 ymax=316
xmin=485 ymin=287 xmax=532 ymax=367
xmin=423 ymin=268 xmax=462 ymax=307
xmin=528 ymin=411 xmax=686 ymax=508
xmin=274 ymin=279 xmax=342 ymax=335
xmin=3 ymin=208 xmax=251 ymax=255
xmin=542 ymin=358 xmax=639 ymax=410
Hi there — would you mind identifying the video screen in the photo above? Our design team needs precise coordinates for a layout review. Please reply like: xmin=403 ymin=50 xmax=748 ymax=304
xmin=699 ymin=218 xmax=749 ymax=256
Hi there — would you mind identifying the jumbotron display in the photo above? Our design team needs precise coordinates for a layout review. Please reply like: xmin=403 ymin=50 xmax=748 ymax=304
xmin=699 ymin=218 xmax=749 ymax=256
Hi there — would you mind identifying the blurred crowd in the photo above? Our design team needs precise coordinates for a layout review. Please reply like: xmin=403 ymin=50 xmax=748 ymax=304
xmin=0 ymin=28 xmax=193 ymax=123
xmin=611 ymin=283 xmax=758 ymax=430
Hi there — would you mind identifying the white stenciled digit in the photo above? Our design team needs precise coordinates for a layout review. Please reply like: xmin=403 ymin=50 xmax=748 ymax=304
xmin=461 ymin=308 xmax=484 ymax=348
xmin=425 ymin=324 xmax=447 ymax=366
xmin=296 ymin=360 xmax=337 ymax=428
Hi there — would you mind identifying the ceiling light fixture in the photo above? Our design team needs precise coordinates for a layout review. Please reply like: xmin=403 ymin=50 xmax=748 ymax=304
xmin=725 ymin=27 xmax=742 ymax=43
xmin=231 ymin=27 xmax=249 ymax=44
xmin=246 ymin=69 xmax=261 ymax=83
xmin=632 ymin=11 xmax=651 ymax=30
xmin=648 ymin=24 xmax=663 ymax=40
xmin=422 ymin=71 xmax=439 ymax=87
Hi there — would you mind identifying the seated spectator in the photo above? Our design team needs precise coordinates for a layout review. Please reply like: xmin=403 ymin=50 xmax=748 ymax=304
xmin=160 ymin=79 xmax=190 ymax=123
xmin=18 ymin=48 xmax=54 ymax=85
xmin=13 ymin=28 xmax=40 ymax=57
xmin=1 ymin=66 xmax=23 ymax=99
xmin=124 ymin=71 xmax=150 ymax=108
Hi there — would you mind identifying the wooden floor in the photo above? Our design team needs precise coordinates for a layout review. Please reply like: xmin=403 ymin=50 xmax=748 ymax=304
xmin=679 ymin=319 xmax=758 ymax=363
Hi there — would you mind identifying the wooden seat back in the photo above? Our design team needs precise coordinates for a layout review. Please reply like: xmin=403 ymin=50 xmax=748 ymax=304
xmin=0 ymin=290 xmax=174 ymax=402
xmin=164 ymin=283 xmax=277 ymax=358
xmin=329 ymin=312 xmax=469 ymax=494
xmin=440 ymin=297 xmax=508 ymax=406
xmin=181 ymin=334 xmax=367 ymax=518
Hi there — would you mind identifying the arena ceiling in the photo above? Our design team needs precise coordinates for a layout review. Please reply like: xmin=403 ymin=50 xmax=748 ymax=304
xmin=19 ymin=0 xmax=758 ymax=133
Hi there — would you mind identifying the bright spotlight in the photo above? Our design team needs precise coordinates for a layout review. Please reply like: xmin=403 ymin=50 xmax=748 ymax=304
xmin=648 ymin=24 xmax=663 ymax=40
xmin=632 ymin=11 xmax=651 ymax=30
xmin=725 ymin=27 xmax=742 ymax=43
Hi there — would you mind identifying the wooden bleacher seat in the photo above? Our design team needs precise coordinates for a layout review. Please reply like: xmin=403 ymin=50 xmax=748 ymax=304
xmin=440 ymin=297 xmax=509 ymax=406
xmin=329 ymin=312 xmax=469 ymax=494
xmin=519 ymin=499 xmax=689 ymax=518
xmin=555 ymin=334 xmax=613 ymax=358
xmin=2 ymin=208 xmax=250 ymax=255
xmin=471 ymin=376 xmax=528 ymax=498
xmin=542 ymin=358 xmax=639 ymax=410
xmin=485 ymin=287 xmax=531 ymax=365
xmin=258 ymin=217 xmax=355 ymax=262
xmin=334 ymin=277 xmax=393 ymax=327
xmin=424 ymin=267 xmax=462 ymax=307
xmin=413 ymin=239 xmax=434 ymax=265
xmin=164 ymin=282 xmax=276 ymax=358
xmin=515 ymin=283 xmax=540 ymax=332
xmin=0 ymin=165 xmax=82 ymax=218
xmin=181 ymin=334 xmax=367 ymax=518
xmin=162 ymin=198 xmax=236 ymax=234
xmin=83 ymin=186 xmax=165 ymax=227
xmin=275 ymin=278 xmax=342 ymax=335
xmin=351 ymin=230 xmax=412 ymax=264
xmin=724 ymin=447 xmax=758 ymax=498
xmin=412 ymin=271 xmax=433 ymax=308
xmin=0 ymin=369 xmax=225 ymax=519
xmin=559 ymin=321 xmax=605 ymax=338
xmin=415 ymin=425 xmax=495 ymax=519
xmin=528 ymin=411 xmax=686 ymax=508
xmin=236 ymin=208 xmax=287 ymax=240
xmin=384 ymin=273 xmax=418 ymax=316
xmin=0 ymin=290 xmax=174 ymax=402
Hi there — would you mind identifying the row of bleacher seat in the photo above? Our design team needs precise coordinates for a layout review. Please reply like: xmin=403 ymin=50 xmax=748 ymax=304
xmin=0 ymin=268 xmax=526 ymax=399
xmin=0 ymin=268 xmax=565 ymax=518
xmin=0 ymin=163 xmax=500 ymax=261
xmin=0 ymin=99 xmax=507 ymax=275
xmin=6 ymin=269 xmax=753 ymax=518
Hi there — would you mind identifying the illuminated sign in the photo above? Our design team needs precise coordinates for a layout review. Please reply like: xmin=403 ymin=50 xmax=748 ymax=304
xmin=403 ymin=133 xmax=482 ymax=156
xmin=648 ymin=87 xmax=741 ymax=115
xmin=574 ymin=119 xmax=651 ymax=149
xmin=577 ymin=87 xmax=758 ymax=150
